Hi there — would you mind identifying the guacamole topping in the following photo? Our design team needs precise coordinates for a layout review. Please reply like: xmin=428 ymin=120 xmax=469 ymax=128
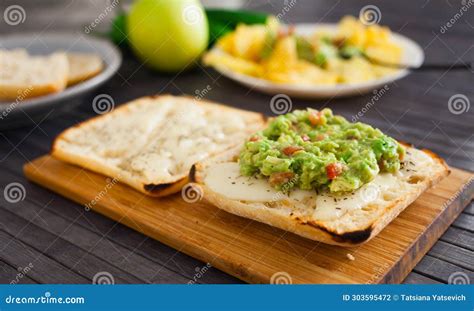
xmin=239 ymin=108 xmax=405 ymax=193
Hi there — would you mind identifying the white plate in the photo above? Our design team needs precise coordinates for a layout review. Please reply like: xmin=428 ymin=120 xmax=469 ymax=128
xmin=210 ymin=23 xmax=424 ymax=99
xmin=0 ymin=32 xmax=121 ymax=128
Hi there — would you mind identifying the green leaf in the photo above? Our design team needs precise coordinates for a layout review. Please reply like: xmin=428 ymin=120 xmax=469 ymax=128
xmin=339 ymin=45 xmax=363 ymax=59
xmin=295 ymin=36 xmax=315 ymax=63
xmin=259 ymin=16 xmax=279 ymax=60
xmin=205 ymin=9 xmax=269 ymax=26
xmin=109 ymin=13 xmax=128 ymax=46
xmin=208 ymin=19 xmax=232 ymax=47
xmin=314 ymin=43 xmax=337 ymax=67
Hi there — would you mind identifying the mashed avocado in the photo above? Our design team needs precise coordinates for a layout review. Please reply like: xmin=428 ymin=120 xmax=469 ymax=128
xmin=239 ymin=108 xmax=405 ymax=193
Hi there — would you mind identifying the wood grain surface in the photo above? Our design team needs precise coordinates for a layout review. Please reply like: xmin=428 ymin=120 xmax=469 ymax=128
xmin=24 ymin=155 xmax=473 ymax=284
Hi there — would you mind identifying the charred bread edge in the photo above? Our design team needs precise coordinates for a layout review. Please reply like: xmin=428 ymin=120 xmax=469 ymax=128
xmin=189 ymin=145 xmax=450 ymax=246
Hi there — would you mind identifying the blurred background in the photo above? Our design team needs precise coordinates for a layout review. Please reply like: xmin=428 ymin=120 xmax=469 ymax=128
xmin=1 ymin=0 xmax=472 ymax=167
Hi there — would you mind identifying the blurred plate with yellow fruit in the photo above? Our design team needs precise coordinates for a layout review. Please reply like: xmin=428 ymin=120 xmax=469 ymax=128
xmin=203 ymin=17 xmax=424 ymax=99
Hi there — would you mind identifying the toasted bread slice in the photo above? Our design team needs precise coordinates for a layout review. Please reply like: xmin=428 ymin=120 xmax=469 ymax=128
xmin=51 ymin=95 xmax=266 ymax=196
xmin=66 ymin=53 xmax=103 ymax=86
xmin=0 ymin=49 xmax=69 ymax=100
xmin=190 ymin=144 xmax=449 ymax=246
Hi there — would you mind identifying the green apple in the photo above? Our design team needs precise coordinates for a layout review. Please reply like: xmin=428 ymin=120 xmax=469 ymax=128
xmin=127 ymin=0 xmax=209 ymax=72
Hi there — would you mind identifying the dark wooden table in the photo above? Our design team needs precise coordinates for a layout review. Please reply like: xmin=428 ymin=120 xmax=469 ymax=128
xmin=0 ymin=0 xmax=473 ymax=284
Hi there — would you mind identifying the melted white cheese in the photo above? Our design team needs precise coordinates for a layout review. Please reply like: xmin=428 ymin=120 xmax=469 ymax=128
xmin=62 ymin=96 xmax=251 ymax=184
xmin=204 ymin=161 xmax=405 ymax=222
xmin=400 ymin=147 xmax=434 ymax=178
xmin=64 ymin=98 xmax=174 ymax=159
xmin=133 ymin=103 xmax=247 ymax=181
xmin=205 ymin=162 xmax=283 ymax=201
xmin=313 ymin=173 xmax=401 ymax=221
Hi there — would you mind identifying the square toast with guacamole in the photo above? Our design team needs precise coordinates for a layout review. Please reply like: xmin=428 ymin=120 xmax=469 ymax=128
xmin=51 ymin=95 xmax=266 ymax=196
xmin=191 ymin=108 xmax=449 ymax=246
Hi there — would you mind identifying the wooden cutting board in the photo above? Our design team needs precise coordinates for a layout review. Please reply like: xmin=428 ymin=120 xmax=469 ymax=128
xmin=24 ymin=155 xmax=473 ymax=284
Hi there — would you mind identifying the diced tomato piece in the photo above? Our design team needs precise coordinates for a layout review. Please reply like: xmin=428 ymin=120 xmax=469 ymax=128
xmin=332 ymin=37 xmax=346 ymax=48
xmin=278 ymin=25 xmax=295 ymax=38
xmin=282 ymin=146 xmax=303 ymax=156
xmin=398 ymin=151 xmax=404 ymax=161
xmin=315 ymin=134 xmax=326 ymax=141
xmin=309 ymin=111 xmax=323 ymax=126
xmin=249 ymin=135 xmax=260 ymax=142
xmin=269 ymin=172 xmax=295 ymax=187
xmin=378 ymin=159 xmax=385 ymax=170
xmin=326 ymin=162 xmax=344 ymax=180
xmin=287 ymin=25 xmax=296 ymax=35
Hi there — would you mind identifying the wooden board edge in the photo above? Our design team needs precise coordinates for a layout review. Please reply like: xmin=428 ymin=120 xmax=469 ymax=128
xmin=23 ymin=156 xmax=474 ymax=284
xmin=380 ymin=175 xmax=474 ymax=284
xmin=22 ymin=156 xmax=266 ymax=284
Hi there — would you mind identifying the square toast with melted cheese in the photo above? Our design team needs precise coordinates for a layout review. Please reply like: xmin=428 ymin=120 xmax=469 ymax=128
xmin=52 ymin=95 xmax=266 ymax=196
xmin=0 ymin=49 xmax=69 ymax=100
